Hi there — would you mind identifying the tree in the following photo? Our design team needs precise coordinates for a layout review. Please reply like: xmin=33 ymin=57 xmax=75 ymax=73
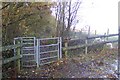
xmin=54 ymin=0 xmax=82 ymax=39
xmin=2 ymin=2 xmax=56 ymax=45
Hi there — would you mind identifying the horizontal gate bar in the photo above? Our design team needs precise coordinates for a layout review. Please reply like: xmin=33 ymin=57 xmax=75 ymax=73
xmin=22 ymin=65 xmax=36 ymax=67
xmin=22 ymin=43 xmax=34 ymax=44
xmin=40 ymin=44 xmax=58 ymax=47
xmin=38 ymin=37 xmax=59 ymax=40
xmin=22 ymin=60 xmax=36 ymax=62
xmin=40 ymin=50 xmax=58 ymax=54
xmin=39 ymin=56 xmax=58 ymax=60
xmin=22 ymin=48 xmax=34 ymax=50
xmin=18 ymin=37 xmax=35 ymax=38
xmin=22 ymin=54 xmax=35 ymax=56
xmin=39 ymin=61 xmax=56 ymax=66
xmin=22 ymin=39 xmax=35 ymax=41
xmin=23 ymin=47 xmax=35 ymax=48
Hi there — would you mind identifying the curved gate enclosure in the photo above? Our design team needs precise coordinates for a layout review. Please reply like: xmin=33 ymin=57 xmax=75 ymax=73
xmin=14 ymin=37 xmax=62 ymax=68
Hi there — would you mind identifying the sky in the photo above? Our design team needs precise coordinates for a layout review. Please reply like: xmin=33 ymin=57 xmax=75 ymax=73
xmin=75 ymin=0 xmax=120 ymax=35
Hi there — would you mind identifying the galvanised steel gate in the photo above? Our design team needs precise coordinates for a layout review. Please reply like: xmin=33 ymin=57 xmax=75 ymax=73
xmin=14 ymin=37 xmax=62 ymax=68
xmin=36 ymin=37 xmax=62 ymax=67
xmin=14 ymin=37 xmax=36 ymax=68
xmin=21 ymin=37 xmax=36 ymax=67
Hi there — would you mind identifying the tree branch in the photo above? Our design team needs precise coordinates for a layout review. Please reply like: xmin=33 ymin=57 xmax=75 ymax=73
xmin=3 ymin=13 xmax=34 ymax=27
xmin=70 ymin=2 xmax=81 ymax=24
xmin=0 ymin=3 xmax=10 ymax=10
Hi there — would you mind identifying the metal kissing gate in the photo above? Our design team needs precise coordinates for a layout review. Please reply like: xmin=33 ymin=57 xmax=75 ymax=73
xmin=14 ymin=37 xmax=62 ymax=68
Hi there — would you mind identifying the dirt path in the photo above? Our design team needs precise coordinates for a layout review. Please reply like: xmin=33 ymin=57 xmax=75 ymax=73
xmin=47 ymin=49 xmax=118 ymax=78
xmin=18 ymin=48 xmax=118 ymax=78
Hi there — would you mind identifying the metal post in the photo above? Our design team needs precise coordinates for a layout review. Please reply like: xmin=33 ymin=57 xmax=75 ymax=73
xmin=34 ymin=37 xmax=36 ymax=66
xmin=118 ymin=26 xmax=120 ymax=78
xmin=57 ymin=38 xmax=60 ymax=60
xmin=85 ymin=39 xmax=88 ymax=54
xmin=59 ymin=37 xmax=62 ymax=58
xmin=13 ymin=38 xmax=16 ymax=56
xmin=60 ymin=37 xmax=62 ymax=58
xmin=20 ymin=37 xmax=23 ymax=55
xmin=36 ymin=39 xmax=39 ymax=68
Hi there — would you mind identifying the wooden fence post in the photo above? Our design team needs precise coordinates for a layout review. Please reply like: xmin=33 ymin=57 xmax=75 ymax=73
xmin=85 ymin=39 xmax=88 ymax=54
xmin=88 ymin=26 xmax=90 ymax=36
xmin=95 ymin=30 xmax=97 ymax=35
xmin=107 ymin=28 xmax=109 ymax=40
xmin=104 ymin=33 xmax=106 ymax=41
xmin=16 ymin=41 xmax=21 ymax=72
xmin=65 ymin=41 xmax=68 ymax=57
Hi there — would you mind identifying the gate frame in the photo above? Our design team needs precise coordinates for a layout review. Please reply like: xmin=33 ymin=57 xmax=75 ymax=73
xmin=14 ymin=37 xmax=62 ymax=68
xmin=36 ymin=37 xmax=62 ymax=67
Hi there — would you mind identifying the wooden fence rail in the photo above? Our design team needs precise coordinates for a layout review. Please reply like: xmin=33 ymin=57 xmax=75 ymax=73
xmin=3 ymin=55 xmax=22 ymax=64
xmin=63 ymin=40 xmax=118 ymax=51
xmin=87 ymin=33 xmax=118 ymax=39
xmin=1 ymin=44 xmax=22 ymax=52
xmin=1 ymin=43 xmax=23 ymax=78
xmin=63 ymin=33 xmax=118 ymax=56
xmin=2 ymin=44 xmax=23 ymax=64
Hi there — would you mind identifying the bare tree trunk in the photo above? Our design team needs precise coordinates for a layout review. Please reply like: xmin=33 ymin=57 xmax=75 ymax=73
xmin=55 ymin=0 xmax=82 ymax=39
xmin=61 ymin=2 xmax=65 ymax=38
xmin=66 ymin=0 xmax=71 ymax=35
